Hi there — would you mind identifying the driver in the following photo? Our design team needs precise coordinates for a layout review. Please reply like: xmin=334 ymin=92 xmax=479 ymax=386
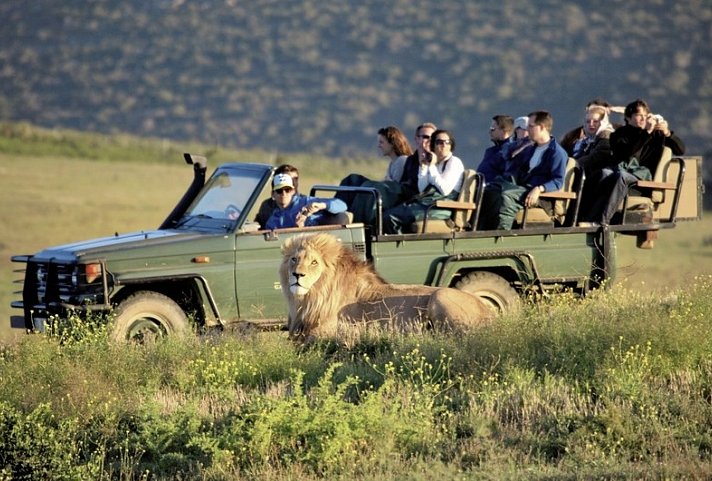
xmin=255 ymin=164 xmax=300 ymax=227
xmin=264 ymin=173 xmax=348 ymax=230
xmin=226 ymin=204 xmax=241 ymax=220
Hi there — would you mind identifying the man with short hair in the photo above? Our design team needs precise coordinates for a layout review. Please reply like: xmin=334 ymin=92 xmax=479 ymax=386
xmin=610 ymin=99 xmax=684 ymax=174
xmin=480 ymin=111 xmax=567 ymax=230
xmin=255 ymin=164 xmax=299 ymax=228
xmin=476 ymin=115 xmax=514 ymax=183
xmin=587 ymin=99 xmax=685 ymax=225
xmin=264 ymin=173 xmax=347 ymax=230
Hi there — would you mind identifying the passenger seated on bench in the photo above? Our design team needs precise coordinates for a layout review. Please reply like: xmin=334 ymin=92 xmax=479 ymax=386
xmin=499 ymin=116 xmax=532 ymax=172
xmin=264 ymin=173 xmax=348 ymax=230
xmin=383 ymin=129 xmax=464 ymax=234
xmin=571 ymin=105 xmax=615 ymax=223
xmin=479 ymin=111 xmax=567 ymax=230
xmin=476 ymin=114 xmax=514 ymax=183
xmin=560 ymin=98 xmax=623 ymax=156
xmin=582 ymin=99 xmax=685 ymax=225
xmin=338 ymin=123 xmax=436 ymax=225
xmin=255 ymin=164 xmax=300 ymax=229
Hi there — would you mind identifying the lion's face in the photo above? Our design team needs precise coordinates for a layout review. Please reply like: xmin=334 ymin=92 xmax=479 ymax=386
xmin=280 ymin=239 xmax=327 ymax=297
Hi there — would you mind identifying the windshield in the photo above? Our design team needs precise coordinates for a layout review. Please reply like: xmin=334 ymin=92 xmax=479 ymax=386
xmin=176 ymin=167 xmax=265 ymax=231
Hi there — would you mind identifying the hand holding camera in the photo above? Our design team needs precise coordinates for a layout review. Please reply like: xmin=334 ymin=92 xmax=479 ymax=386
xmin=420 ymin=151 xmax=434 ymax=166
xmin=646 ymin=113 xmax=664 ymax=133
xmin=648 ymin=113 xmax=670 ymax=136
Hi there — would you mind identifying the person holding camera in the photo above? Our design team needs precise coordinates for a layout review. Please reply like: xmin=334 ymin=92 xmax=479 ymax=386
xmin=610 ymin=98 xmax=685 ymax=175
xmin=580 ymin=98 xmax=685 ymax=225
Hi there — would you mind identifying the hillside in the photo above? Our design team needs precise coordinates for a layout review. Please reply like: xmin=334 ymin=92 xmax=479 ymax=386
xmin=1 ymin=0 xmax=711 ymax=166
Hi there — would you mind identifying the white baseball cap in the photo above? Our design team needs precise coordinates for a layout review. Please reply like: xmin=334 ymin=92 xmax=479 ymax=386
xmin=272 ymin=173 xmax=294 ymax=190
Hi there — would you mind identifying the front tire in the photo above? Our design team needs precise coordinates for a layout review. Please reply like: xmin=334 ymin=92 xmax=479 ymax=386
xmin=111 ymin=291 xmax=189 ymax=343
xmin=455 ymin=271 xmax=520 ymax=315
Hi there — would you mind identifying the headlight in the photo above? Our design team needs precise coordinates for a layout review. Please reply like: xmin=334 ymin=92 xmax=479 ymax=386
xmin=85 ymin=263 xmax=102 ymax=284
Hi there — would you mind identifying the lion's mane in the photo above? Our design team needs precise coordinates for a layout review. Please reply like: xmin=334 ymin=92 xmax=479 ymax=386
xmin=279 ymin=232 xmax=491 ymax=340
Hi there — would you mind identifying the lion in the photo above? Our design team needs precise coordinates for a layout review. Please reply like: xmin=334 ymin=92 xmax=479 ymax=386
xmin=279 ymin=232 xmax=493 ymax=341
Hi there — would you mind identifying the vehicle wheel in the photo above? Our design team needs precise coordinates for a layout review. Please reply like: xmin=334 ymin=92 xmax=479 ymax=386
xmin=111 ymin=291 xmax=189 ymax=343
xmin=455 ymin=271 xmax=520 ymax=315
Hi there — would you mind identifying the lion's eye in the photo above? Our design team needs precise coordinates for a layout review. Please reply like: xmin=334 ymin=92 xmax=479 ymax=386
xmin=311 ymin=260 xmax=318 ymax=266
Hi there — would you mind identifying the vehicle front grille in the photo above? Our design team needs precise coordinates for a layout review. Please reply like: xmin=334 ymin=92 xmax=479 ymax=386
xmin=25 ymin=259 xmax=106 ymax=308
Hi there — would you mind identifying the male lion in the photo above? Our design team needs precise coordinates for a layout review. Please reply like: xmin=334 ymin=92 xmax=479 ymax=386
xmin=279 ymin=232 xmax=493 ymax=341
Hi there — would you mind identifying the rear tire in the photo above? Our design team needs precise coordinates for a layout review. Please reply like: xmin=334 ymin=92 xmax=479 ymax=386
xmin=455 ymin=271 xmax=520 ymax=314
xmin=111 ymin=291 xmax=189 ymax=343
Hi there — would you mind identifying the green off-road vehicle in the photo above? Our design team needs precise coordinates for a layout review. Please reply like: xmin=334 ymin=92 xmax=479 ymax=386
xmin=11 ymin=151 xmax=704 ymax=341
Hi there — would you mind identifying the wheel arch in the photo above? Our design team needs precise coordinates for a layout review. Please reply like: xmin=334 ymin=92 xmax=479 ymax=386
xmin=447 ymin=265 xmax=522 ymax=291
xmin=437 ymin=253 xmax=534 ymax=293
xmin=110 ymin=276 xmax=215 ymax=326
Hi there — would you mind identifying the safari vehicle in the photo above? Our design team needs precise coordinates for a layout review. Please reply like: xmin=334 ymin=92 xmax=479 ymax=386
xmin=11 ymin=152 xmax=704 ymax=341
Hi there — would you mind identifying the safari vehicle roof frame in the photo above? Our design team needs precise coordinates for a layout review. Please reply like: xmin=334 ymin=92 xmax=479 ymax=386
xmin=162 ymin=154 xmax=274 ymax=233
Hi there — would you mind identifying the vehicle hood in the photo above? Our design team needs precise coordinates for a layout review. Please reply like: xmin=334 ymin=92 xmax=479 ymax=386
xmin=28 ymin=230 xmax=209 ymax=262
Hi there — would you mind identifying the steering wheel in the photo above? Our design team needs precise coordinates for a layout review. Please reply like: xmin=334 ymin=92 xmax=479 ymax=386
xmin=224 ymin=204 xmax=242 ymax=220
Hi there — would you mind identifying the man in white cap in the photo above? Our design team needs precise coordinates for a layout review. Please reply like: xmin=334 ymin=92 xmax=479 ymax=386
xmin=254 ymin=164 xmax=299 ymax=228
xmin=264 ymin=173 xmax=348 ymax=230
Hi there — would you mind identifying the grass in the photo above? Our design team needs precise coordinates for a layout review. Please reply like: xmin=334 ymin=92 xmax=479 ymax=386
xmin=615 ymin=219 xmax=712 ymax=292
xmin=1 ymin=122 xmax=712 ymax=478
xmin=2 ymin=280 xmax=712 ymax=479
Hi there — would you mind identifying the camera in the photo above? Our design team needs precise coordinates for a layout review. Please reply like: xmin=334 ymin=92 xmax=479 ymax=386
xmin=649 ymin=113 xmax=664 ymax=124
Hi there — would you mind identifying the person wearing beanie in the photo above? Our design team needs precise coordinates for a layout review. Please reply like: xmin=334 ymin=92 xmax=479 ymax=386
xmin=513 ymin=116 xmax=529 ymax=140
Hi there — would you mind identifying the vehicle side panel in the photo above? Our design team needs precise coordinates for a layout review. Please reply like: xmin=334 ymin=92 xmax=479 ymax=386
xmin=233 ymin=226 xmax=366 ymax=321
xmin=676 ymin=156 xmax=704 ymax=221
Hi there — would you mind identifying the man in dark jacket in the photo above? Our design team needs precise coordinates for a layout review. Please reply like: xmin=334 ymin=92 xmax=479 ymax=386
xmin=480 ymin=111 xmax=567 ymax=230
xmin=476 ymin=114 xmax=514 ymax=183
xmin=585 ymin=99 xmax=685 ymax=225
xmin=610 ymin=99 xmax=685 ymax=174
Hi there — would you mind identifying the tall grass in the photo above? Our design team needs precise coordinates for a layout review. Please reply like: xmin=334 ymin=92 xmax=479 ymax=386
xmin=2 ymin=277 xmax=712 ymax=480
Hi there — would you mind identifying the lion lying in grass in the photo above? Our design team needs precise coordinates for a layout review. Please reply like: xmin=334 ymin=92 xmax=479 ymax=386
xmin=279 ymin=232 xmax=493 ymax=341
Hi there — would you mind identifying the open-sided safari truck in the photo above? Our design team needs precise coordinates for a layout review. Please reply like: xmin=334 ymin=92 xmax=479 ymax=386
xmin=11 ymin=151 xmax=704 ymax=342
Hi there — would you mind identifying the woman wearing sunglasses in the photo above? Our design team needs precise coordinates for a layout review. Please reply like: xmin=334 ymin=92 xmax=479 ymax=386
xmin=383 ymin=129 xmax=464 ymax=234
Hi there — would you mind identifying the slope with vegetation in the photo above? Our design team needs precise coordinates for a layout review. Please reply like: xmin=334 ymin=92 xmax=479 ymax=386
xmin=0 ymin=0 xmax=710 ymax=164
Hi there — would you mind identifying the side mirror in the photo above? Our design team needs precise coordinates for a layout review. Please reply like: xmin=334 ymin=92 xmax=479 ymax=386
xmin=183 ymin=153 xmax=207 ymax=169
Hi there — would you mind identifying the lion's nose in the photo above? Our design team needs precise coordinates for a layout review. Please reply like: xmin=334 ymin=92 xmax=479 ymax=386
xmin=292 ymin=272 xmax=304 ymax=279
